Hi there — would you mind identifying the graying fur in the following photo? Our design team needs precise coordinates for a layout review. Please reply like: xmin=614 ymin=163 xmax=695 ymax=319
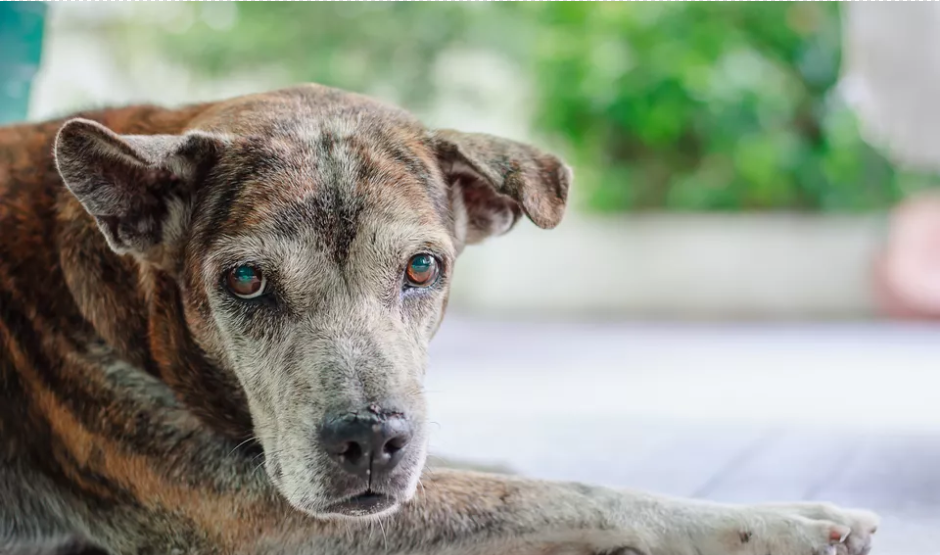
xmin=3 ymin=85 xmax=880 ymax=555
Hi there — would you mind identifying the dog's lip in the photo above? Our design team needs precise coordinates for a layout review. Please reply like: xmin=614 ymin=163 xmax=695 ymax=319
xmin=321 ymin=491 xmax=397 ymax=517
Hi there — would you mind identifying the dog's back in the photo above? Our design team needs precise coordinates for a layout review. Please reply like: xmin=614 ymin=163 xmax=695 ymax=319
xmin=0 ymin=101 xmax=209 ymax=451
xmin=0 ymin=103 xmax=217 ymax=551
xmin=0 ymin=115 xmax=88 ymax=551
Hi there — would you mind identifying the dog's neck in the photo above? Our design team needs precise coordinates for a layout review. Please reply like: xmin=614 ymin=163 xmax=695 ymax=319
xmin=56 ymin=200 xmax=255 ymax=441
xmin=40 ymin=103 xmax=258 ymax=443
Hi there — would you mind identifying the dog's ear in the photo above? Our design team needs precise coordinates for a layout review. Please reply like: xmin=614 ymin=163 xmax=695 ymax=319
xmin=55 ymin=118 xmax=225 ymax=260
xmin=432 ymin=130 xmax=571 ymax=245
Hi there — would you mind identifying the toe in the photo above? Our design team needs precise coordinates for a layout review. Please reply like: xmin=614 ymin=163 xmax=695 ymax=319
xmin=809 ymin=521 xmax=851 ymax=555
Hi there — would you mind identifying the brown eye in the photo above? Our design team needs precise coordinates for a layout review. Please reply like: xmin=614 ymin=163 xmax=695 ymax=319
xmin=405 ymin=254 xmax=440 ymax=288
xmin=226 ymin=265 xmax=266 ymax=299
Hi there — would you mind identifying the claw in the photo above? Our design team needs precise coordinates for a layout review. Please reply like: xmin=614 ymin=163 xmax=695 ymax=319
xmin=830 ymin=527 xmax=851 ymax=543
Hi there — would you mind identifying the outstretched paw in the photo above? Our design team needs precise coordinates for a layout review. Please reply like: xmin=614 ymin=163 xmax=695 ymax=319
xmin=767 ymin=503 xmax=879 ymax=555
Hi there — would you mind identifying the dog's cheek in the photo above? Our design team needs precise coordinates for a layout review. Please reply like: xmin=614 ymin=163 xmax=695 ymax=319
xmin=401 ymin=290 xmax=446 ymax=343
xmin=180 ymin=281 xmax=229 ymax=365
xmin=431 ymin=289 xmax=450 ymax=338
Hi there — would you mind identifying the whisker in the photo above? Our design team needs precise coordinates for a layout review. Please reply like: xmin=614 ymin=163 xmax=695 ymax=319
xmin=417 ymin=477 xmax=428 ymax=511
xmin=377 ymin=514 xmax=389 ymax=553
xmin=228 ymin=436 xmax=259 ymax=458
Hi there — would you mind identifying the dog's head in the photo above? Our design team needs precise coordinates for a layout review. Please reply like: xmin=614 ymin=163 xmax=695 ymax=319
xmin=53 ymin=85 xmax=569 ymax=519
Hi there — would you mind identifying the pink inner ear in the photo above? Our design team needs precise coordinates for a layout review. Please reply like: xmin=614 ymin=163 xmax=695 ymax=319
xmin=459 ymin=176 xmax=521 ymax=243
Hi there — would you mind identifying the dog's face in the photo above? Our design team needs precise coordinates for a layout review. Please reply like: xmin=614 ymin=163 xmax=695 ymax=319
xmin=54 ymin=85 xmax=569 ymax=519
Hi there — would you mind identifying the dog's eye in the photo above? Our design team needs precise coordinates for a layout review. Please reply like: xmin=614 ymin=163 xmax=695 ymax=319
xmin=226 ymin=265 xmax=267 ymax=299
xmin=405 ymin=254 xmax=440 ymax=288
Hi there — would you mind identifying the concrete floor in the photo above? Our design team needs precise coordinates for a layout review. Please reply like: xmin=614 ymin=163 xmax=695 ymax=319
xmin=425 ymin=317 xmax=940 ymax=555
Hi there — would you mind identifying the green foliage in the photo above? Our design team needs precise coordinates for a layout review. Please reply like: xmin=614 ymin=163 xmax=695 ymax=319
xmin=126 ymin=2 xmax=937 ymax=213
xmin=114 ymin=3 xmax=521 ymax=107
xmin=520 ymin=3 xmax=938 ymax=212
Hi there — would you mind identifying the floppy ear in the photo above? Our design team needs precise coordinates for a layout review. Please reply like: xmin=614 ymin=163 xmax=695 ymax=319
xmin=54 ymin=118 xmax=225 ymax=259
xmin=432 ymin=130 xmax=571 ymax=245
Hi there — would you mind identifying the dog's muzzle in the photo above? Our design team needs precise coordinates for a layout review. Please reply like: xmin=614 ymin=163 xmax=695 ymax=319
xmin=317 ymin=405 xmax=415 ymax=516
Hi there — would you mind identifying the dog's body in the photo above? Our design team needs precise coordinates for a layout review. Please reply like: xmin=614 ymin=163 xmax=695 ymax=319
xmin=0 ymin=85 xmax=878 ymax=555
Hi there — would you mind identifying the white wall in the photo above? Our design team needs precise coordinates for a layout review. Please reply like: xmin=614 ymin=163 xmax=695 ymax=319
xmin=449 ymin=214 xmax=885 ymax=319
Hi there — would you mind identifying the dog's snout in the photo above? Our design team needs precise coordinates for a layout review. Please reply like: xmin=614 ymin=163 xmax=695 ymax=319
xmin=320 ymin=410 xmax=413 ymax=479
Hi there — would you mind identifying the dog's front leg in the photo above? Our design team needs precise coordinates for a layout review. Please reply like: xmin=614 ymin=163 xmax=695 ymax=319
xmin=283 ymin=469 xmax=879 ymax=555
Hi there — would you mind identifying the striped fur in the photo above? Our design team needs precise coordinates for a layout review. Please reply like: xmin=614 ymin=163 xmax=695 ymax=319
xmin=0 ymin=85 xmax=878 ymax=555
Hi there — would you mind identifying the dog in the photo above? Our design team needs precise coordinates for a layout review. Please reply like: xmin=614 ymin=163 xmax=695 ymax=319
xmin=0 ymin=84 xmax=879 ymax=554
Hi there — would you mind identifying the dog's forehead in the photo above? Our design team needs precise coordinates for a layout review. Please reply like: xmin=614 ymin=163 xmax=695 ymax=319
xmin=199 ymin=104 xmax=451 ymax=263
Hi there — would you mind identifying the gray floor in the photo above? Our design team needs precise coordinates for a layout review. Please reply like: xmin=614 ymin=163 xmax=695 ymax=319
xmin=425 ymin=317 xmax=940 ymax=555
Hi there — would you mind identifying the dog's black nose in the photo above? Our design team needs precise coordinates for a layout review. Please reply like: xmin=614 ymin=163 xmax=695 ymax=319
xmin=320 ymin=410 xmax=413 ymax=478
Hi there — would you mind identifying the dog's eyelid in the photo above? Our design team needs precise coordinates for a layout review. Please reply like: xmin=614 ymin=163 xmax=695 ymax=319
xmin=211 ymin=253 xmax=273 ymax=273
xmin=406 ymin=242 xmax=451 ymax=263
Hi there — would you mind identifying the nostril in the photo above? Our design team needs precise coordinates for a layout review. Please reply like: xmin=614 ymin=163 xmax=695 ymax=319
xmin=320 ymin=409 xmax=414 ymax=477
xmin=383 ymin=435 xmax=408 ymax=456
xmin=342 ymin=441 xmax=364 ymax=464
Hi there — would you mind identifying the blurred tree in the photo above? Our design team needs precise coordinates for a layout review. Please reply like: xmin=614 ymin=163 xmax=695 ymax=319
xmin=111 ymin=3 xmax=520 ymax=107
xmin=519 ymin=2 xmax=940 ymax=212
xmin=122 ymin=2 xmax=937 ymax=213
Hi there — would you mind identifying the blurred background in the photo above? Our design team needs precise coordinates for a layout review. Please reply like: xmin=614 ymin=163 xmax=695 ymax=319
xmin=3 ymin=3 xmax=940 ymax=553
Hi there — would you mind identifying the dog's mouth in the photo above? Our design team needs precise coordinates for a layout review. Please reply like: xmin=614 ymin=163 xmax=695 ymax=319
xmin=321 ymin=490 xmax=398 ymax=517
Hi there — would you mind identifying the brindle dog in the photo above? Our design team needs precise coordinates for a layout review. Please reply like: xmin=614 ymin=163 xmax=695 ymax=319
xmin=0 ymin=85 xmax=879 ymax=555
